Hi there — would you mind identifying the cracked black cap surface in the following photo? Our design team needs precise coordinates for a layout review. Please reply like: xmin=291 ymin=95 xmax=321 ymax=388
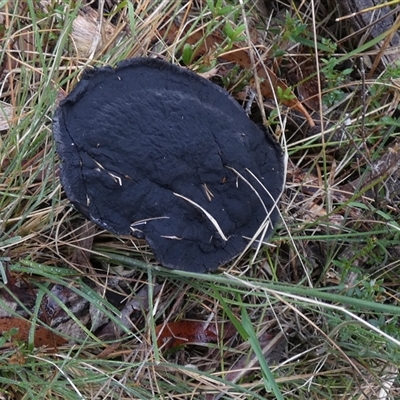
xmin=53 ymin=57 xmax=284 ymax=273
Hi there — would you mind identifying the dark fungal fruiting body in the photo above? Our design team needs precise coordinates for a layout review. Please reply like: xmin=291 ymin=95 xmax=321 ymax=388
xmin=53 ymin=57 xmax=284 ymax=273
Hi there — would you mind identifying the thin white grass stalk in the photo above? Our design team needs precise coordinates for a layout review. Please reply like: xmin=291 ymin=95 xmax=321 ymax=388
xmin=251 ymin=210 xmax=272 ymax=260
xmin=243 ymin=166 xmax=286 ymax=259
xmin=289 ymin=291 xmax=400 ymax=349
xmin=50 ymin=236 xmax=106 ymax=257
xmin=332 ymin=150 xmax=359 ymax=183
xmin=225 ymin=166 xmax=274 ymax=259
xmin=377 ymin=363 xmax=398 ymax=400
xmin=227 ymin=165 xmax=287 ymax=268
xmin=29 ymin=355 xmax=84 ymax=399
xmin=6 ymin=206 xmax=59 ymax=224
xmin=310 ymin=0 xmax=324 ymax=126
xmin=225 ymin=274 xmax=400 ymax=348
xmin=288 ymin=103 xmax=391 ymax=148
xmin=173 ymin=192 xmax=228 ymax=241
xmin=274 ymin=344 xmax=322 ymax=368
xmin=324 ymin=90 xmax=356 ymax=114
xmin=387 ymin=222 xmax=400 ymax=232
xmin=274 ymin=191 xmax=314 ymax=287
xmin=231 ymin=210 xmax=274 ymax=270
xmin=88 ymin=0 xmax=104 ymax=59
xmin=213 ymin=329 xmax=287 ymax=400
xmin=238 ymin=0 xmax=267 ymax=124
xmin=229 ymin=274 xmax=400 ymax=388
xmin=273 ymin=292 xmax=365 ymax=383
xmin=50 ymin=240 xmax=109 ymax=267
xmin=225 ymin=166 xmax=267 ymax=214
xmin=0 ymin=234 xmax=33 ymax=250
xmin=143 ymin=0 xmax=178 ymax=30
xmin=130 ymin=216 xmax=170 ymax=227
xmin=239 ymin=276 xmax=363 ymax=379
xmin=93 ymin=362 xmax=136 ymax=397
xmin=52 ymin=353 xmax=131 ymax=396
xmin=54 ymin=205 xmax=73 ymax=256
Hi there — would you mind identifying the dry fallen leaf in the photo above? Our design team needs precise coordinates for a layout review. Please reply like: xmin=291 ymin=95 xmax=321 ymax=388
xmin=155 ymin=320 xmax=236 ymax=350
xmin=0 ymin=101 xmax=15 ymax=131
xmin=71 ymin=6 xmax=116 ymax=58
xmin=0 ymin=317 xmax=67 ymax=348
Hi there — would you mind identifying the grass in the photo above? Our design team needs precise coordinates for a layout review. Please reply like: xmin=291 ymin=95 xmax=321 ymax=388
xmin=0 ymin=0 xmax=400 ymax=398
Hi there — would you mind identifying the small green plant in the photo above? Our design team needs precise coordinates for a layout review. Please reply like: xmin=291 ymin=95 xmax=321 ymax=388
xmin=207 ymin=0 xmax=235 ymax=18
xmin=0 ymin=327 xmax=19 ymax=346
xmin=223 ymin=21 xmax=246 ymax=46
xmin=277 ymin=85 xmax=296 ymax=102
xmin=181 ymin=43 xmax=194 ymax=66
xmin=321 ymin=55 xmax=353 ymax=107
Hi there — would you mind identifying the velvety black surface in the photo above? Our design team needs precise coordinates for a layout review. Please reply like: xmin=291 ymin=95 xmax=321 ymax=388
xmin=53 ymin=57 xmax=284 ymax=272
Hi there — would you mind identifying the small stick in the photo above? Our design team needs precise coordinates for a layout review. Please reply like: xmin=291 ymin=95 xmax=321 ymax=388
xmin=173 ymin=192 xmax=228 ymax=242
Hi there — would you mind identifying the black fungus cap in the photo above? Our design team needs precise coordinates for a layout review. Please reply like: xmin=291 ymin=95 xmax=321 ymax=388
xmin=53 ymin=57 xmax=284 ymax=273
